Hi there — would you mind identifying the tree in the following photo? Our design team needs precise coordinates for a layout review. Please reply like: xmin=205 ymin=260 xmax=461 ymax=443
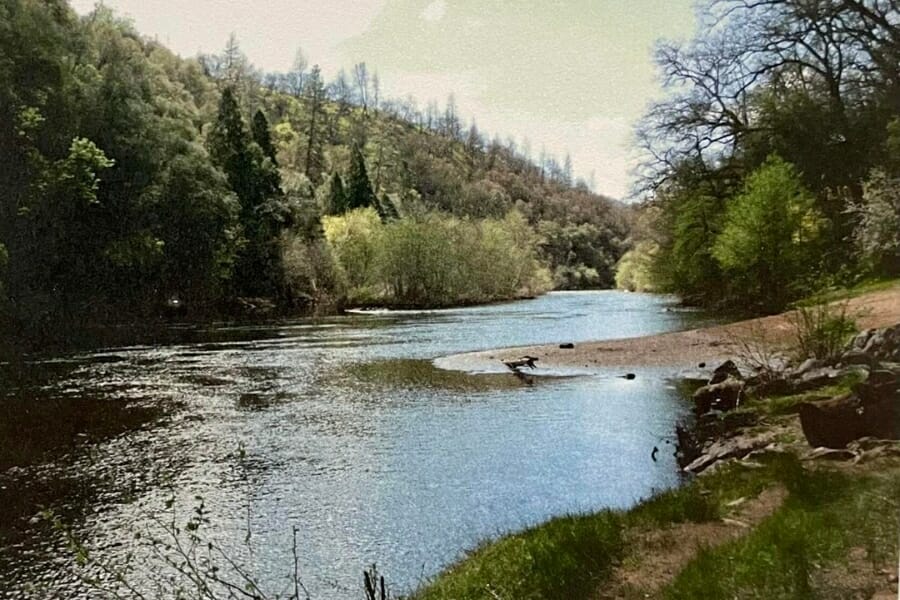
xmin=346 ymin=145 xmax=376 ymax=211
xmin=712 ymin=155 xmax=822 ymax=311
xmin=848 ymin=169 xmax=900 ymax=275
xmin=327 ymin=172 xmax=348 ymax=215
xmin=252 ymin=109 xmax=277 ymax=164
xmin=303 ymin=65 xmax=327 ymax=182
xmin=209 ymin=87 xmax=283 ymax=295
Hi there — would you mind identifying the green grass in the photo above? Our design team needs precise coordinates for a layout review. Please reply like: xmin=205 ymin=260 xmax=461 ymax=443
xmin=745 ymin=371 xmax=866 ymax=416
xmin=411 ymin=455 xmax=802 ymax=600
xmin=795 ymin=276 xmax=900 ymax=307
xmin=410 ymin=511 xmax=625 ymax=600
xmin=662 ymin=464 xmax=900 ymax=599
xmin=412 ymin=452 xmax=900 ymax=600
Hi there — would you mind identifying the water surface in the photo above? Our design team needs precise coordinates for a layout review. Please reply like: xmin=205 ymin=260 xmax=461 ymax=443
xmin=0 ymin=291 xmax=715 ymax=598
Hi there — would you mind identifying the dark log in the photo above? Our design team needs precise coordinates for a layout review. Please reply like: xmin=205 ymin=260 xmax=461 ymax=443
xmin=503 ymin=356 xmax=538 ymax=371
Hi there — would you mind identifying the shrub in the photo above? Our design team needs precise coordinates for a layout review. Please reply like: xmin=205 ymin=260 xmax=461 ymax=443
xmin=712 ymin=155 xmax=823 ymax=312
xmin=789 ymin=302 xmax=858 ymax=361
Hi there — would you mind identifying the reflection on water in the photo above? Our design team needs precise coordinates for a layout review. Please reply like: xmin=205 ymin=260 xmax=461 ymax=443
xmin=0 ymin=291 xmax=716 ymax=599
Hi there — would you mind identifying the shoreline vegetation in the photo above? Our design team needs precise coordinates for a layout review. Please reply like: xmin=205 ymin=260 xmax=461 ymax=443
xmin=0 ymin=0 xmax=629 ymax=347
xmin=417 ymin=283 xmax=900 ymax=600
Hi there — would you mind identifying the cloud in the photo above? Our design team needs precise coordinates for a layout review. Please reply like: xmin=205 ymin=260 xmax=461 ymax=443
xmin=421 ymin=0 xmax=447 ymax=22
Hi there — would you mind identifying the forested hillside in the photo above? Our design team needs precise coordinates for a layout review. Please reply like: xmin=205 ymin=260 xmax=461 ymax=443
xmin=0 ymin=0 xmax=629 ymax=337
xmin=617 ymin=0 xmax=900 ymax=313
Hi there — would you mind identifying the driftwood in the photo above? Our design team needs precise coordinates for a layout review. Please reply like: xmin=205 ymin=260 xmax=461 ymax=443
xmin=503 ymin=356 xmax=538 ymax=371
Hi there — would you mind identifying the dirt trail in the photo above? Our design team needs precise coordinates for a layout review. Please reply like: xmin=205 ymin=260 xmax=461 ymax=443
xmin=597 ymin=486 xmax=788 ymax=599
xmin=438 ymin=286 xmax=900 ymax=372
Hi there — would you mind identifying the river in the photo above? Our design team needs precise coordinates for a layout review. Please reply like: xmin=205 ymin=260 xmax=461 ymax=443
xmin=0 ymin=291 xmax=717 ymax=599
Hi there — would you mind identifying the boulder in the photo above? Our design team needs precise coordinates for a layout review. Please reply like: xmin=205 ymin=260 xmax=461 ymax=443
xmin=791 ymin=366 xmax=843 ymax=392
xmin=798 ymin=393 xmax=865 ymax=448
xmin=799 ymin=370 xmax=899 ymax=448
xmin=693 ymin=377 xmax=744 ymax=414
xmin=709 ymin=359 xmax=743 ymax=384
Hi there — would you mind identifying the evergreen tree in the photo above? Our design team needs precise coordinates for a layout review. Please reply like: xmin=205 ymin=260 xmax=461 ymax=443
xmin=346 ymin=145 xmax=376 ymax=210
xmin=327 ymin=172 xmax=348 ymax=215
xmin=252 ymin=109 xmax=278 ymax=165
xmin=376 ymin=193 xmax=400 ymax=222
xmin=209 ymin=87 xmax=283 ymax=295
xmin=304 ymin=65 xmax=327 ymax=182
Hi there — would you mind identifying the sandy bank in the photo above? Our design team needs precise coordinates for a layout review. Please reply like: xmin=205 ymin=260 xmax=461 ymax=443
xmin=436 ymin=286 xmax=900 ymax=373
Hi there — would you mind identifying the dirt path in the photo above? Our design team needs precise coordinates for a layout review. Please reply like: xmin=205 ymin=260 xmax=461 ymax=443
xmin=597 ymin=486 xmax=788 ymax=599
xmin=437 ymin=286 xmax=900 ymax=373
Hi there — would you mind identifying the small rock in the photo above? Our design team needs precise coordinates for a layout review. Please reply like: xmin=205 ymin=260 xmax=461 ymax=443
xmin=841 ymin=350 xmax=872 ymax=366
xmin=795 ymin=357 xmax=824 ymax=376
xmin=802 ymin=446 xmax=857 ymax=461
xmin=559 ymin=342 xmax=575 ymax=349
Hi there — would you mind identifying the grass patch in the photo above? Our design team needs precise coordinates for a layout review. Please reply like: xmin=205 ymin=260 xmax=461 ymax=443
xmin=411 ymin=511 xmax=625 ymax=600
xmin=796 ymin=276 xmax=900 ymax=307
xmin=413 ymin=455 xmax=797 ymax=600
xmin=662 ymin=464 xmax=900 ymax=599
xmin=745 ymin=371 xmax=866 ymax=416
xmin=412 ymin=453 xmax=899 ymax=600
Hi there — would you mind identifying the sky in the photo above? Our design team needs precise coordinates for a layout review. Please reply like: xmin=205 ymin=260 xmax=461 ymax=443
xmin=70 ymin=0 xmax=697 ymax=199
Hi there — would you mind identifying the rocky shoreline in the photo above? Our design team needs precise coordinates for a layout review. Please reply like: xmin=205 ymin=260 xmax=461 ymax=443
xmin=675 ymin=323 xmax=900 ymax=475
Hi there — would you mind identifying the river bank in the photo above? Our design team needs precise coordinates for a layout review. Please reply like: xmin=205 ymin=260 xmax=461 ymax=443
xmin=437 ymin=284 xmax=900 ymax=373
xmin=416 ymin=285 xmax=900 ymax=599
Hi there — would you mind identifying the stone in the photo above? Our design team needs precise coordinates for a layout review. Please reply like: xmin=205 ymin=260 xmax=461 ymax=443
xmin=802 ymin=447 xmax=857 ymax=461
xmin=683 ymin=432 xmax=776 ymax=474
xmin=709 ymin=359 xmax=743 ymax=384
xmin=794 ymin=357 xmax=824 ymax=376
xmin=693 ymin=377 xmax=744 ymax=414
xmin=559 ymin=342 xmax=575 ymax=349
xmin=799 ymin=394 xmax=864 ymax=448
xmin=841 ymin=349 xmax=873 ymax=366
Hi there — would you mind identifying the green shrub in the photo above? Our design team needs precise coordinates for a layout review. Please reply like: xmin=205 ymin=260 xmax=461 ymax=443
xmin=789 ymin=302 xmax=858 ymax=361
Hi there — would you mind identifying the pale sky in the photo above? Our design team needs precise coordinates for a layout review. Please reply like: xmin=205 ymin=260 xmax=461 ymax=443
xmin=70 ymin=1 xmax=696 ymax=199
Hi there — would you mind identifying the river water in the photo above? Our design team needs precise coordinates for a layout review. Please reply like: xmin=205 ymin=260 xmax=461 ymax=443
xmin=0 ymin=291 xmax=716 ymax=599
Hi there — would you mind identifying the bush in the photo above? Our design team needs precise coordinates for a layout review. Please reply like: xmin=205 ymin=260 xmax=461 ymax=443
xmin=789 ymin=302 xmax=858 ymax=361
xmin=323 ymin=209 xmax=552 ymax=307
xmin=712 ymin=155 xmax=823 ymax=312
xmin=847 ymin=169 xmax=900 ymax=275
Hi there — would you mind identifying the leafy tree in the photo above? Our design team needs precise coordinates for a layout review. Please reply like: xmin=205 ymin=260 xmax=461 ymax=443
xmin=712 ymin=155 xmax=822 ymax=312
xmin=848 ymin=169 xmax=900 ymax=275
xmin=346 ymin=145 xmax=376 ymax=211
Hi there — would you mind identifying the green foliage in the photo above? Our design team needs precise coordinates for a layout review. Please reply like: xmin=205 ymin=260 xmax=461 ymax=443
xmin=663 ymin=467 xmax=900 ymax=600
xmin=614 ymin=241 xmax=658 ymax=292
xmin=322 ymin=209 xmax=552 ymax=307
xmin=413 ymin=511 xmax=625 ymax=600
xmin=346 ymin=144 xmax=376 ymax=211
xmin=789 ymin=302 xmax=858 ymax=361
xmin=209 ymin=86 xmax=284 ymax=296
xmin=251 ymin=109 xmax=277 ymax=163
xmin=712 ymin=156 xmax=822 ymax=312
xmin=326 ymin=171 xmax=348 ymax=215
xmin=0 ymin=0 xmax=629 ymax=329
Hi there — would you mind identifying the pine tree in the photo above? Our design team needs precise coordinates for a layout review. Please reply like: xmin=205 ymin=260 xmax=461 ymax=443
xmin=209 ymin=87 xmax=283 ymax=295
xmin=376 ymin=192 xmax=400 ymax=221
xmin=327 ymin=172 xmax=348 ymax=214
xmin=304 ymin=65 xmax=327 ymax=182
xmin=346 ymin=145 xmax=376 ymax=210
xmin=252 ymin=109 xmax=277 ymax=165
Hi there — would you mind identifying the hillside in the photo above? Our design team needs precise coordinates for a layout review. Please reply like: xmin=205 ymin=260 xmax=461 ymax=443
xmin=0 ymin=0 xmax=630 ymax=337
